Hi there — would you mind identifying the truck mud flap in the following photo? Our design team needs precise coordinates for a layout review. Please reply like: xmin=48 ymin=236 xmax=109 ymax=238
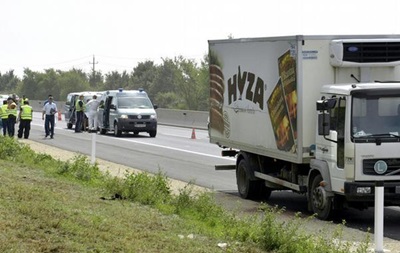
xmin=215 ymin=165 xmax=236 ymax=170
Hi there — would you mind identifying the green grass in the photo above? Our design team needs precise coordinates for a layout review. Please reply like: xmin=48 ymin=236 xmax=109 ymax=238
xmin=0 ymin=136 xmax=371 ymax=253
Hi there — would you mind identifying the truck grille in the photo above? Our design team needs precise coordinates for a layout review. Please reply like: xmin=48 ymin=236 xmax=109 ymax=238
xmin=343 ymin=42 xmax=400 ymax=63
xmin=128 ymin=115 xmax=151 ymax=120
xmin=363 ymin=158 xmax=400 ymax=175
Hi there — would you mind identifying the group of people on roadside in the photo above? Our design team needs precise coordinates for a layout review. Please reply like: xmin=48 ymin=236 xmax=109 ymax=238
xmin=74 ymin=94 xmax=100 ymax=133
xmin=0 ymin=95 xmax=33 ymax=139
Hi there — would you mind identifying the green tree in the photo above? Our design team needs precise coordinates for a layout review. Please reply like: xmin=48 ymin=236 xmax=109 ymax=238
xmin=130 ymin=61 xmax=157 ymax=92
xmin=18 ymin=68 xmax=41 ymax=100
xmin=58 ymin=69 xmax=91 ymax=100
xmin=104 ymin=70 xmax=134 ymax=91
xmin=0 ymin=70 xmax=20 ymax=94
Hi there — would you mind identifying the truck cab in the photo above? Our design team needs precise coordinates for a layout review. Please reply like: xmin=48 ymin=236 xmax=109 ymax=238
xmin=97 ymin=88 xmax=158 ymax=137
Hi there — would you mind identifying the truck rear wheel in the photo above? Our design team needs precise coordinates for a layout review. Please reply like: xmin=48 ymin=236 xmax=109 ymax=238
xmin=310 ymin=174 xmax=332 ymax=220
xmin=237 ymin=159 xmax=258 ymax=199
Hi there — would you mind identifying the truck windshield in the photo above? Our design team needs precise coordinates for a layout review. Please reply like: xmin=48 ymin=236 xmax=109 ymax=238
xmin=117 ymin=97 xmax=153 ymax=109
xmin=352 ymin=90 xmax=400 ymax=141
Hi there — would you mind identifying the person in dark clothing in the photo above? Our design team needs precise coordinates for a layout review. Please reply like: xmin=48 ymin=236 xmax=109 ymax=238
xmin=75 ymin=95 xmax=85 ymax=133
xmin=42 ymin=96 xmax=58 ymax=138
xmin=18 ymin=100 xmax=33 ymax=139
xmin=7 ymin=97 xmax=17 ymax=137
xmin=1 ymin=100 xmax=8 ymax=136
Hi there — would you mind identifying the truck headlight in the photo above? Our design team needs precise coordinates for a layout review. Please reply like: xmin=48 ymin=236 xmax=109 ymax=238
xmin=150 ymin=114 xmax=157 ymax=119
xmin=120 ymin=115 xmax=128 ymax=119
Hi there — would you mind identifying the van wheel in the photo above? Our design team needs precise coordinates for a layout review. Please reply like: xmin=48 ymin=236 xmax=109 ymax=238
xmin=149 ymin=130 xmax=157 ymax=137
xmin=67 ymin=123 xmax=73 ymax=129
xmin=114 ymin=124 xmax=122 ymax=137
xmin=100 ymin=128 xmax=106 ymax=135
xmin=310 ymin=174 xmax=332 ymax=220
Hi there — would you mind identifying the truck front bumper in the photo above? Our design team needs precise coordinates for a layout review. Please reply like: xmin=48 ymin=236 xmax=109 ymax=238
xmin=345 ymin=181 xmax=400 ymax=204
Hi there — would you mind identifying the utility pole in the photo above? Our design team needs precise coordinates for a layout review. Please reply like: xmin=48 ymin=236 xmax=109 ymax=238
xmin=89 ymin=55 xmax=98 ymax=87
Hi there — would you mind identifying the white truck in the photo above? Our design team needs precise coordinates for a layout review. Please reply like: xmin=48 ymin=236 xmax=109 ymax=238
xmin=209 ymin=35 xmax=400 ymax=220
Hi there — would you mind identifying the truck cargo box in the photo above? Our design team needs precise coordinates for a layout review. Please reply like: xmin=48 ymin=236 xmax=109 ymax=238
xmin=209 ymin=35 xmax=400 ymax=164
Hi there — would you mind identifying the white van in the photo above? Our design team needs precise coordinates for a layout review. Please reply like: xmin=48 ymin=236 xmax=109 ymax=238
xmin=97 ymin=88 xmax=157 ymax=137
xmin=65 ymin=91 xmax=103 ymax=129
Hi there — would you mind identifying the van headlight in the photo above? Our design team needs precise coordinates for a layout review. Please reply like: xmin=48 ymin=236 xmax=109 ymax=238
xmin=120 ymin=115 xmax=128 ymax=119
xmin=150 ymin=114 xmax=157 ymax=119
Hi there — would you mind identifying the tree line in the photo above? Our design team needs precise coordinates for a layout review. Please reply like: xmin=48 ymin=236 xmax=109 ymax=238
xmin=0 ymin=55 xmax=210 ymax=111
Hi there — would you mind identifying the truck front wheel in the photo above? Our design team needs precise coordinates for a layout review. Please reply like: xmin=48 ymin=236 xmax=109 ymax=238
xmin=237 ymin=159 xmax=258 ymax=199
xmin=310 ymin=174 xmax=332 ymax=220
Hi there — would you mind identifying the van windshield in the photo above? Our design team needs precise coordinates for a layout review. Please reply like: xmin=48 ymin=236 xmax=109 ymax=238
xmin=117 ymin=97 xmax=153 ymax=109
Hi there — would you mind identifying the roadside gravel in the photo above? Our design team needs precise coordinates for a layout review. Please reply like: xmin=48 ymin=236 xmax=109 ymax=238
xmin=19 ymin=139 xmax=400 ymax=253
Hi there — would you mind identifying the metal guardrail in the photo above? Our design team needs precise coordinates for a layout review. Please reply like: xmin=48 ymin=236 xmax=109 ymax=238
xmin=30 ymin=100 xmax=209 ymax=130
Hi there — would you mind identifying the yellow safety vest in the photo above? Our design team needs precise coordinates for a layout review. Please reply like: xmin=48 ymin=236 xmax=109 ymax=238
xmin=0 ymin=104 xmax=8 ymax=119
xmin=20 ymin=105 xmax=33 ymax=120
xmin=75 ymin=99 xmax=85 ymax=112
xmin=8 ymin=103 xmax=17 ymax=117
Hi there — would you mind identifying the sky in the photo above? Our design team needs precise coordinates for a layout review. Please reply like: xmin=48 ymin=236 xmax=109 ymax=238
xmin=1 ymin=0 xmax=400 ymax=78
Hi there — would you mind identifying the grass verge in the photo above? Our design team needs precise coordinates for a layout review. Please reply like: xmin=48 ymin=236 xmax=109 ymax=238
xmin=0 ymin=136 xmax=370 ymax=252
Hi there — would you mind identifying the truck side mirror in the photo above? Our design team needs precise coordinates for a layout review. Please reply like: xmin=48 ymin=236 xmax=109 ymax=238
xmin=316 ymin=98 xmax=337 ymax=111
xmin=110 ymin=104 xmax=116 ymax=110
xmin=318 ymin=113 xmax=330 ymax=136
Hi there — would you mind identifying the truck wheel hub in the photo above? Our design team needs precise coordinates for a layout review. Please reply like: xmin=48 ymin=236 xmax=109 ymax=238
xmin=312 ymin=186 xmax=327 ymax=210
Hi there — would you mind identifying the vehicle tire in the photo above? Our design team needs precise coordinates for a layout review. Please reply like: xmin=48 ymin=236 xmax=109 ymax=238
xmin=133 ymin=131 xmax=139 ymax=135
xmin=100 ymin=128 xmax=106 ymax=135
xmin=310 ymin=174 xmax=332 ymax=220
xmin=67 ymin=123 xmax=73 ymax=129
xmin=149 ymin=130 xmax=157 ymax=138
xmin=236 ymin=159 xmax=258 ymax=199
xmin=114 ymin=123 xmax=122 ymax=137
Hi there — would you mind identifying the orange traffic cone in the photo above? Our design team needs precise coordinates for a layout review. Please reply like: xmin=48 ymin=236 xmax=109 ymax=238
xmin=191 ymin=128 xmax=196 ymax=139
xmin=58 ymin=111 xmax=62 ymax=121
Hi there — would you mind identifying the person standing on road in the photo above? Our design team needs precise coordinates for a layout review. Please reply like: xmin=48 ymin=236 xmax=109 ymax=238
xmin=7 ymin=97 xmax=17 ymax=137
xmin=42 ymin=96 xmax=57 ymax=138
xmin=1 ymin=100 xmax=9 ymax=136
xmin=85 ymin=95 xmax=100 ymax=132
xmin=17 ymin=100 xmax=33 ymax=139
xmin=75 ymin=95 xmax=85 ymax=133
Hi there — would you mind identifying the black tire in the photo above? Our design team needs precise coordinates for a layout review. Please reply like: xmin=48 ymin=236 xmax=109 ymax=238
xmin=100 ymin=128 xmax=107 ymax=135
xmin=310 ymin=174 xmax=332 ymax=220
xmin=67 ymin=123 xmax=73 ymax=129
xmin=149 ymin=130 xmax=157 ymax=138
xmin=133 ymin=131 xmax=139 ymax=135
xmin=114 ymin=123 xmax=122 ymax=137
xmin=236 ymin=159 xmax=258 ymax=199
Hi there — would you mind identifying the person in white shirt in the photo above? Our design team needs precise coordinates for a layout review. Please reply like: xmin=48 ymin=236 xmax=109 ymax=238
xmin=42 ymin=96 xmax=57 ymax=138
xmin=85 ymin=95 xmax=100 ymax=132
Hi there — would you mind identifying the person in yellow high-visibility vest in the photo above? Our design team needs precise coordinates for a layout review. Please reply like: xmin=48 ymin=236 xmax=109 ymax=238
xmin=0 ymin=100 xmax=8 ymax=136
xmin=74 ymin=95 xmax=85 ymax=133
xmin=6 ymin=97 xmax=17 ymax=137
xmin=18 ymin=100 xmax=33 ymax=139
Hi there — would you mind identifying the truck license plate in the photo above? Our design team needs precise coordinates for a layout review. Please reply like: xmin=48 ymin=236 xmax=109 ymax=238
xmin=135 ymin=124 xmax=146 ymax=127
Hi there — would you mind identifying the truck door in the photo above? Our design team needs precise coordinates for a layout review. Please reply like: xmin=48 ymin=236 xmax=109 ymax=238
xmin=329 ymin=97 xmax=346 ymax=191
